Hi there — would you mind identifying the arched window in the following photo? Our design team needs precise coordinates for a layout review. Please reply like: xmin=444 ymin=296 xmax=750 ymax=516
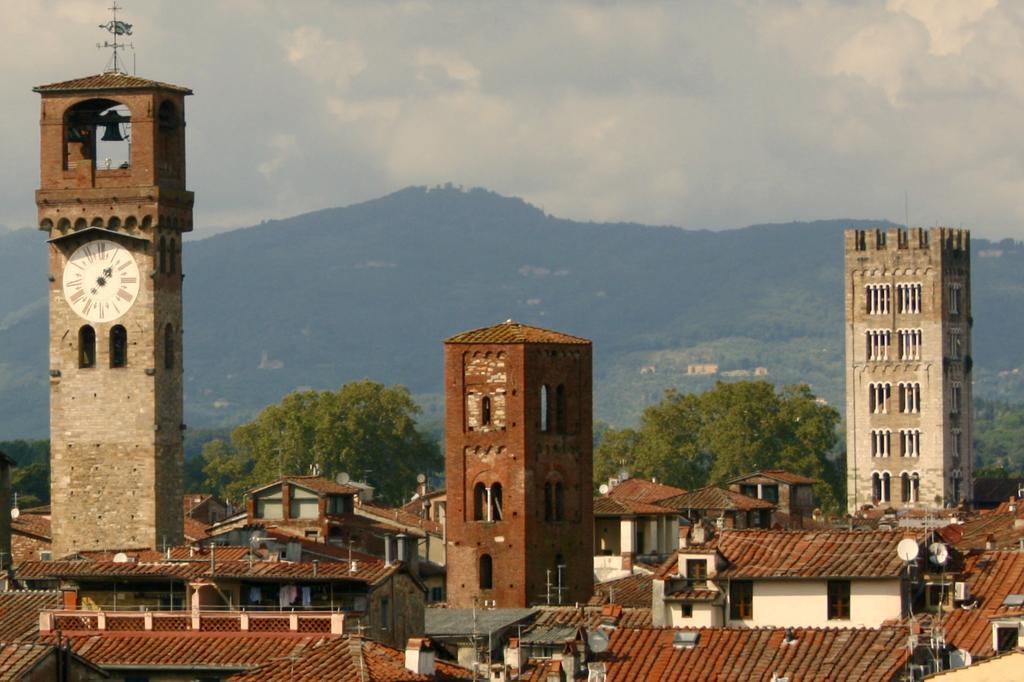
xmin=900 ymin=473 xmax=911 ymax=503
xmin=168 ymin=238 xmax=177 ymax=274
xmin=164 ymin=323 xmax=175 ymax=369
xmin=473 ymin=482 xmax=486 ymax=521
xmin=882 ymin=472 xmax=891 ymax=503
xmin=555 ymin=482 xmax=565 ymax=521
xmin=490 ymin=483 xmax=503 ymax=522
xmin=555 ymin=384 xmax=567 ymax=434
xmin=481 ymin=396 xmax=491 ymax=426
xmin=911 ymin=473 xmax=920 ymax=503
xmin=871 ymin=473 xmax=882 ymax=503
xmin=110 ymin=325 xmax=127 ymax=368
xmin=540 ymin=385 xmax=551 ymax=432
xmin=479 ymin=554 xmax=493 ymax=590
xmin=158 ymin=236 xmax=167 ymax=274
xmin=79 ymin=325 xmax=96 ymax=368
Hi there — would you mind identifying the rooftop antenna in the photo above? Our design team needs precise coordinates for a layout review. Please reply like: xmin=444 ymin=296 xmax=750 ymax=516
xmin=97 ymin=2 xmax=134 ymax=75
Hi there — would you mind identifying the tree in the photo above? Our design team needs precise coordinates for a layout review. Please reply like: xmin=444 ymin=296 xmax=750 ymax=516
xmin=594 ymin=381 xmax=843 ymax=512
xmin=203 ymin=380 xmax=441 ymax=505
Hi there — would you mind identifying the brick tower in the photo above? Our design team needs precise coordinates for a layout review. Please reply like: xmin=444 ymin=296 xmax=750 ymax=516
xmin=845 ymin=228 xmax=972 ymax=511
xmin=35 ymin=72 xmax=193 ymax=555
xmin=444 ymin=321 xmax=593 ymax=607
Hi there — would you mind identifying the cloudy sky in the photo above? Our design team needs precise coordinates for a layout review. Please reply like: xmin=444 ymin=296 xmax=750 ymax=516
xmin=3 ymin=0 xmax=1022 ymax=238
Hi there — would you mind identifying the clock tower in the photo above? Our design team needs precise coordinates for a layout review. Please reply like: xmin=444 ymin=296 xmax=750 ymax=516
xmin=34 ymin=72 xmax=193 ymax=556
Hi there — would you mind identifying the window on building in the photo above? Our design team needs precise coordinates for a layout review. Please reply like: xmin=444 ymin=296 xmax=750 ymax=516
xmin=686 ymin=559 xmax=708 ymax=583
xmin=729 ymin=581 xmax=753 ymax=620
xmin=899 ymin=429 xmax=921 ymax=458
xmin=952 ymin=429 xmax=961 ymax=462
xmin=540 ymin=385 xmax=551 ymax=432
xmin=761 ymin=485 xmax=779 ymax=503
xmin=899 ymin=383 xmax=921 ymax=413
xmin=289 ymin=488 xmax=320 ymax=519
xmin=898 ymin=329 xmax=922 ymax=360
xmin=951 ymin=383 xmax=962 ymax=415
xmin=380 ymin=596 xmax=390 ymax=627
xmin=948 ymin=329 xmax=962 ymax=359
xmin=865 ymin=284 xmax=891 ymax=315
xmin=866 ymin=330 xmax=891 ymax=361
xmin=254 ymin=489 xmax=283 ymax=519
xmin=79 ymin=325 xmax=96 ymax=368
xmin=164 ymin=323 xmax=175 ymax=369
xmin=555 ymin=384 xmax=567 ymax=434
xmin=110 ymin=324 xmax=127 ymax=368
xmin=898 ymin=283 xmax=922 ymax=314
xmin=911 ymin=473 xmax=920 ymax=503
xmin=473 ymin=482 xmax=486 ymax=521
xmin=949 ymin=283 xmax=961 ymax=315
xmin=828 ymin=580 xmax=851 ymax=620
xmin=740 ymin=484 xmax=757 ymax=498
xmin=479 ymin=554 xmax=493 ymax=590
xmin=681 ymin=604 xmax=693 ymax=618
xmin=901 ymin=473 xmax=911 ymax=503
xmin=168 ymin=238 xmax=177 ymax=274
xmin=481 ymin=396 xmax=491 ymax=426
xmin=489 ymin=483 xmax=503 ymax=522
xmin=996 ymin=626 xmax=1017 ymax=653
xmin=554 ymin=482 xmax=564 ymax=521
xmin=544 ymin=482 xmax=553 ymax=521
xmin=158 ymin=236 xmax=167 ymax=274
xmin=871 ymin=430 xmax=891 ymax=458
xmin=952 ymin=471 xmax=962 ymax=504
xmin=872 ymin=473 xmax=882 ymax=503
xmin=882 ymin=472 xmax=891 ymax=502
xmin=869 ymin=383 xmax=891 ymax=414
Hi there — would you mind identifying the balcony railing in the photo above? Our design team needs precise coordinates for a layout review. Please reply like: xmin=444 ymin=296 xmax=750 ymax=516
xmin=39 ymin=609 xmax=345 ymax=635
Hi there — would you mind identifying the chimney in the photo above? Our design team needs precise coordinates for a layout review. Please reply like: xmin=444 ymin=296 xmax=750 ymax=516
xmin=404 ymin=637 xmax=436 ymax=675
xmin=384 ymin=534 xmax=394 ymax=565
xmin=678 ymin=522 xmax=690 ymax=550
xmin=396 ymin=533 xmax=407 ymax=563
xmin=504 ymin=638 xmax=521 ymax=673
xmin=692 ymin=524 xmax=707 ymax=546
xmin=986 ymin=534 xmax=996 ymax=551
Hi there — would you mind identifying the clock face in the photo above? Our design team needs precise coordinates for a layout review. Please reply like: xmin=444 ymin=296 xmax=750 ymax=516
xmin=62 ymin=239 xmax=141 ymax=323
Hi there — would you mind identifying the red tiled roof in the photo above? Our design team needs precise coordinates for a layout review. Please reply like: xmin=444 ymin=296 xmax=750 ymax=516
xmin=34 ymin=73 xmax=192 ymax=94
xmin=17 ymin=560 xmax=203 ymax=580
xmin=262 ymin=529 xmax=379 ymax=564
xmin=60 ymin=632 xmax=328 ymax=671
xmin=532 ymin=605 xmax=652 ymax=630
xmin=445 ymin=321 xmax=590 ymax=345
xmin=593 ymin=497 xmax=677 ymax=516
xmin=184 ymin=518 xmax=212 ymax=541
xmin=729 ymin=469 xmax=819 ymax=485
xmin=228 ymin=636 xmax=472 ymax=681
xmin=711 ymin=529 xmax=914 ymax=578
xmin=606 ymin=478 xmax=687 ymax=505
xmin=525 ymin=627 xmax=909 ymax=682
xmin=0 ymin=643 xmax=54 ymax=679
xmin=590 ymin=573 xmax=653 ymax=608
xmin=952 ymin=512 xmax=1024 ymax=551
xmin=0 ymin=591 xmax=62 ymax=641
xmin=12 ymin=514 xmax=51 ymax=540
xmin=940 ymin=550 xmax=1024 ymax=657
xmin=249 ymin=476 xmax=363 ymax=497
xmin=207 ymin=559 xmax=398 ymax=585
xmin=658 ymin=486 xmax=775 ymax=513
xmin=357 ymin=502 xmax=443 ymax=536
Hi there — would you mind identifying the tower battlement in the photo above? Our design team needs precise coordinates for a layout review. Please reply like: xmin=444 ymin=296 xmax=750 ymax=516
xmin=845 ymin=227 xmax=970 ymax=254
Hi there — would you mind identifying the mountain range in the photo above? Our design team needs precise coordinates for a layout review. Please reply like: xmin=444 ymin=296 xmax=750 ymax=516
xmin=1 ymin=185 xmax=1022 ymax=438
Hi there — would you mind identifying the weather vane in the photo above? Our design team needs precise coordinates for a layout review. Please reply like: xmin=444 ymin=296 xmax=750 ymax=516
xmin=97 ymin=2 xmax=134 ymax=75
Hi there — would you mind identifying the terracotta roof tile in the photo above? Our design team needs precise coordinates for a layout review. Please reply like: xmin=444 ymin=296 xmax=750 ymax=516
xmin=593 ymin=497 xmax=677 ymax=516
xmin=228 ymin=636 xmax=472 ymax=681
xmin=357 ymin=502 xmax=443 ymax=536
xmin=0 ymin=643 xmax=55 ymax=679
xmin=184 ymin=517 xmax=212 ymax=541
xmin=445 ymin=321 xmax=590 ymax=345
xmin=710 ymin=529 xmax=914 ymax=578
xmin=58 ymin=632 xmax=328 ymax=671
xmin=941 ymin=550 xmax=1024 ymax=658
xmin=34 ymin=72 xmax=192 ymax=94
xmin=249 ymin=476 xmax=364 ymax=497
xmin=952 ymin=512 xmax=1024 ymax=551
xmin=0 ymin=591 xmax=62 ymax=641
xmin=590 ymin=573 xmax=653 ymax=608
xmin=606 ymin=478 xmax=687 ymax=505
xmin=658 ymin=486 xmax=776 ymax=513
xmin=530 ymin=627 xmax=909 ymax=682
xmin=729 ymin=469 xmax=819 ymax=485
xmin=532 ymin=605 xmax=652 ymax=630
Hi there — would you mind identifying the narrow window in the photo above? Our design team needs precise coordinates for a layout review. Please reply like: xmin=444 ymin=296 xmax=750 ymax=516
xmin=164 ymin=323 xmax=175 ymax=369
xmin=473 ymin=483 xmax=486 ymax=521
xmin=540 ymin=385 xmax=551 ymax=432
xmin=872 ymin=473 xmax=882 ymax=503
xmin=110 ymin=325 xmax=128 ymax=368
xmin=79 ymin=325 xmax=96 ymax=368
xmin=554 ymin=482 xmax=564 ymax=521
xmin=901 ymin=473 xmax=911 ymax=502
xmin=490 ymin=483 xmax=503 ymax=522
xmin=882 ymin=472 xmax=891 ymax=502
xmin=686 ymin=559 xmax=708 ymax=585
xmin=911 ymin=473 xmax=920 ymax=503
xmin=158 ymin=236 xmax=167 ymax=274
xmin=481 ymin=396 xmax=491 ymax=426
xmin=169 ymin=238 xmax=177 ymax=274
xmin=828 ymin=580 xmax=851 ymax=620
xmin=555 ymin=384 xmax=567 ymax=434
xmin=479 ymin=554 xmax=493 ymax=590
xmin=951 ymin=383 xmax=962 ymax=415
xmin=729 ymin=581 xmax=753 ymax=620
xmin=544 ymin=482 xmax=553 ymax=521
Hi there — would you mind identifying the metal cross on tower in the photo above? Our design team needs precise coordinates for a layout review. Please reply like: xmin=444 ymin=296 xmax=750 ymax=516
xmin=97 ymin=2 xmax=134 ymax=74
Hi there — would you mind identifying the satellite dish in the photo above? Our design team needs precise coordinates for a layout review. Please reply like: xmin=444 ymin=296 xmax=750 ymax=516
xmin=416 ymin=473 xmax=427 ymax=484
xmin=112 ymin=552 xmax=129 ymax=564
xmin=588 ymin=630 xmax=609 ymax=653
xmin=10 ymin=507 xmax=19 ymax=519
xmin=897 ymin=538 xmax=920 ymax=562
xmin=929 ymin=542 xmax=949 ymax=566
xmin=598 ymin=484 xmax=610 ymax=495
xmin=336 ymin=472 xmax=351 ymax=485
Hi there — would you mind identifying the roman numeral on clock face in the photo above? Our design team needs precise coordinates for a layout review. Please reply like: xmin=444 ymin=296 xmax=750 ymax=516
xmin=69 ymin=290 xmax=85 ymax=303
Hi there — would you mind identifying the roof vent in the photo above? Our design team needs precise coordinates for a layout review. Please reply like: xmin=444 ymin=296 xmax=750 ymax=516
xmin=672 ymin=631 xmax=699 ymax=649
xmin=783 ymin=628 xmax=797 ymax=645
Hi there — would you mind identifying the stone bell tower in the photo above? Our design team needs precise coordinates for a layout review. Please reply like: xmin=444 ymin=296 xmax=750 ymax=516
xmin=34 ymin=71 xmax=193 ymax=556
